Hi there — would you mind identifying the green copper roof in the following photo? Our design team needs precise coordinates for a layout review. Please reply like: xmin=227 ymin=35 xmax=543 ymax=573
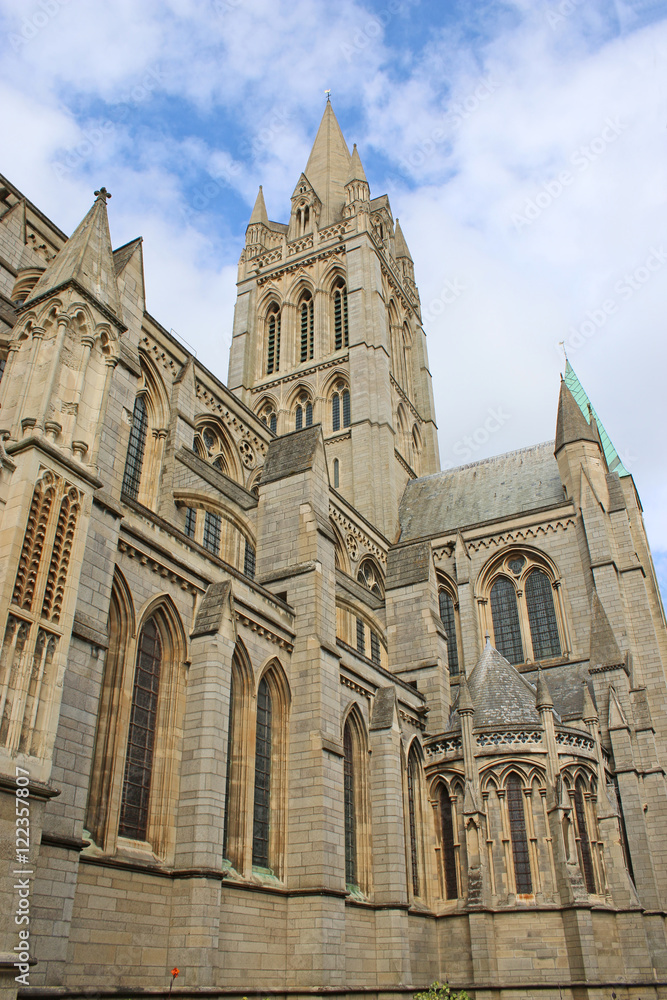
xmin=564 ymin=361 xmax=630 ymax=477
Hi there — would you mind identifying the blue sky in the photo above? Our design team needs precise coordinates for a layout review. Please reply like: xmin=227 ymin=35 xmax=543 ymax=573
xmin=1 ymin=0 xmax=666 ymax=600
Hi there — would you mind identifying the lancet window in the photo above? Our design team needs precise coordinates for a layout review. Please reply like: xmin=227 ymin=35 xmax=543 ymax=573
xmin=332 ymin=278 xmax=349 ymax=350
xmin=440 ymin=784 xmax=459 ymax=899
xmin=574 ymin=778 xmax=596 ymax=893
xmin=406 ymin=745 xmax=425 ymax=898
xmin=252 ymin=676 xmax=272 ymax=868
xmin=331 ymin=381 xmax=350 ymax=432
xmin=299 ymin=292 xmax=314 ymax=363
xmin=118 ymin=618 xmax=161 ymax=841
xmin=266 ymin=304 xmax=281 ymax=376
xmin=122 ymin=394 xmax=148 ymax=499
xmin=506 ymin=774 xmax=532 ymax=894
xmin=438 ymin=587 xmax=460 ymax=676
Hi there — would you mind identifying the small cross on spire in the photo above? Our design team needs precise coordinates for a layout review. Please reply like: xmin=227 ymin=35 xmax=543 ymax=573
xmin=94 ymin=187 xmax=112 ymax=203
xmin=324 ymin=89 xmax=331 ymax=102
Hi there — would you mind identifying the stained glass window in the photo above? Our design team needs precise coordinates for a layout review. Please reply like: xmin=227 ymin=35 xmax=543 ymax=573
xmin=526 ymin=570 xmax=561 ymax=660
xmin=407 ymin=749 xmax=420 ymax=896
xmin=438 ymin=590 xmax=459 ymax=676
xmin=507 ymin=775 xmax=532 ymax=893
xmin=252 ymin=678 xmax=272 ymax=867
xmin=122 ymin=395 xmax=148 ymax=500
xmin=490 ymin=576 xmax=524 ymax=665
xmin=440 ymin=785 xmax=458 ymax=899
xmin=344 ymin=721 xmax=356 ymax=885
xmin=119 ymin=619 xmax=161 ymax=840
xmin=574 ymin=780 xmax=596 ymax=893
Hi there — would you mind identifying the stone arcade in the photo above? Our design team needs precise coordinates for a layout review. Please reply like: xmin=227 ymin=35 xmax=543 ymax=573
xmin=0 ymin=103 xmax=666 ymax=999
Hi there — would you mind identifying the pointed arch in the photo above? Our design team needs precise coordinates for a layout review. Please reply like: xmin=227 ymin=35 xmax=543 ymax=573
xmin=223 ymin=638 xmax=254 ymax=872
xmin=504 ymin=771 xmax=533 ymax=894
xmin=122 ymin=354 xmax=169 ymax=506
xmin=86 ymin=568 xmax=135 ymax=849
xmin=405 ymin=739 xmax=427 ymax=900
xmin=251 ymin=658 xmax=290 ymax=877
xmin=88 ymin=589 xmax=187 ymax=861
xmin=342 ymin=703 xmax=371 ymax=894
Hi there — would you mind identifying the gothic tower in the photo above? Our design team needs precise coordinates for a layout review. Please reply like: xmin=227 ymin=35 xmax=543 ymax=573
xmin=228 ymin=102 xmax=440 ymax=538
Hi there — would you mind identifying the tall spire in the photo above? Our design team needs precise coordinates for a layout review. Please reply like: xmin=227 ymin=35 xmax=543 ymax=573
xmin=394 ymin=219 xmax=413 ymax=261
xmin=249 ymin=185 xmax=269 ymax=226
xmin=554 ymin=379 xmax=599 ymax=455
xmin=24 ymin=187 xmax=122 ymax=320
xmin=563 ymin=361 xmax=629 ymax=476
xmin=304 ymin=102 xmax=351 ymax=228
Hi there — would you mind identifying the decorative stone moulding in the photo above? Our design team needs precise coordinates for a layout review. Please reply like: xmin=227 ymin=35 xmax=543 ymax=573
xmin=71 ymin=440 xmax=88 ymax=461
xmin=21 ymin=418 xmax=37 ymax=437
xmin=44 ymin=421 xmax=62 ymax=443
xmin=11 ymin=266 xmax=45 ymax=304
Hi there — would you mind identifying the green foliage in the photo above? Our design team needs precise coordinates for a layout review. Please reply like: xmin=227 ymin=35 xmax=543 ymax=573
xmin=414 ymin=982 xmax=470 ymax=1000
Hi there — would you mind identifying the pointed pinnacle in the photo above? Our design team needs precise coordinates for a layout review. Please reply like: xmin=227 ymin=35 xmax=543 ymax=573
xmin=249 ymin=185 xmax=269 ymax=226
xmin=555 ymin=380 xmax=599 ymax=454
xmin=535 ymin=668 xmax=554 ymax=711
xmin=581 ymin=681 xmax=598 ymax=723
xmin=394 ymin=218 xmax=413 ymax=261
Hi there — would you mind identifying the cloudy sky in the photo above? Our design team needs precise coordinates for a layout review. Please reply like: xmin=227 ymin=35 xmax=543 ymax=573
xmin=1 ymin=0 xmax=666 ymax=596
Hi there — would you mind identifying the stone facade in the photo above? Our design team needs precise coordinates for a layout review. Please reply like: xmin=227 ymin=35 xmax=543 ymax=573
xmin=0 ymin=105 xmax=666 ymax=999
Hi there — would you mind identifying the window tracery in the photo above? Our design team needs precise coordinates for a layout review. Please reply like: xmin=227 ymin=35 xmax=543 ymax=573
xmin=356 ymin=557 xmax=384 ymax=598
xmin=481 ymin=550 xmax=566 ymax=665
xmin=331 ymin=380 xmax=350 ymax=433
xmin=295 ymin=392 xmax=313 ymax=430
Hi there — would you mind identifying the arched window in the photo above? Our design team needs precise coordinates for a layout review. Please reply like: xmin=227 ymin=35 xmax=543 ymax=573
xmin=258 ymin=402 xmax=278 ymax=434
xmin=333 ymin=279 xmax=349 ymax=351
xmin=357 ymin=558 xmax=384 ymax=598
xmin=483 ymin=552 xmax=567 ymax=665
xmin=438 ymin=589 xmax=460 ymax=676
xmin=526 ymin=570 xmax=561 ymax=659
xmin=407 ymin=746 xmax=423 ymax=897
xmin=490 ymin=576 xmax=524 ymax=665
xmin=122 ymin=395 xmax=148 ymax=499
xmin=332 ymin=392 xmax=340 ymax=432
xmin=184 ymin=507 xmax=196 ymax=539
xmin=333 ymin=458 xmax=340 ymax=489
xmin=252 ymin=676 xmax=272 ymax=869
xmin=506 ymin=774 xmax=532 ymax=894
xmin=222 ymin=644 xmax=252 ymax=873
xmin=295 ymin=393 xmax=313 ymax=430
xmin=266 ymin=305 xmax=281 ymax=375
xmin=342 ymin=389 xmax=350 ymax=427
xmin=299 ymin=293 xmax=314 ymax=363
xmin=119 ymin=618 xmax=161 ymax=841
xmin=574 ymin=778 xmax=596 ymax=893
xmin=440 ymin=784 xmax=458 ymax=899
xmin=331 ymin=382 xmax=350 ymax=433
xmin=343 ymin=719 xmax=357 ymax=886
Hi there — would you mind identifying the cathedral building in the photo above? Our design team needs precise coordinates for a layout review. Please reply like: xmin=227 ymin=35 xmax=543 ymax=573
xmin=0 ymin=102 xmax=666 ymax=999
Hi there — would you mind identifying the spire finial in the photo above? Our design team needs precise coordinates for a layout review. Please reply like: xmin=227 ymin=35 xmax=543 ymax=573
xmin=325 ymin=89 xmax=331 ymax=102
xmin=94 ymin=187 xmax=111 ymax=204
xmin=484 ymin=631 xmax=491 ymax=647
xmin=558 ymin=340 xmax=567 ymax=362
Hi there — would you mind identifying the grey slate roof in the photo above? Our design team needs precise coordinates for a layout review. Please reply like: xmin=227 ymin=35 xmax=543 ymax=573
xmin=448 ymin=641 xmax=546 ymax=731
xmin=399 ymin=442 xmax=564 ymax=541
